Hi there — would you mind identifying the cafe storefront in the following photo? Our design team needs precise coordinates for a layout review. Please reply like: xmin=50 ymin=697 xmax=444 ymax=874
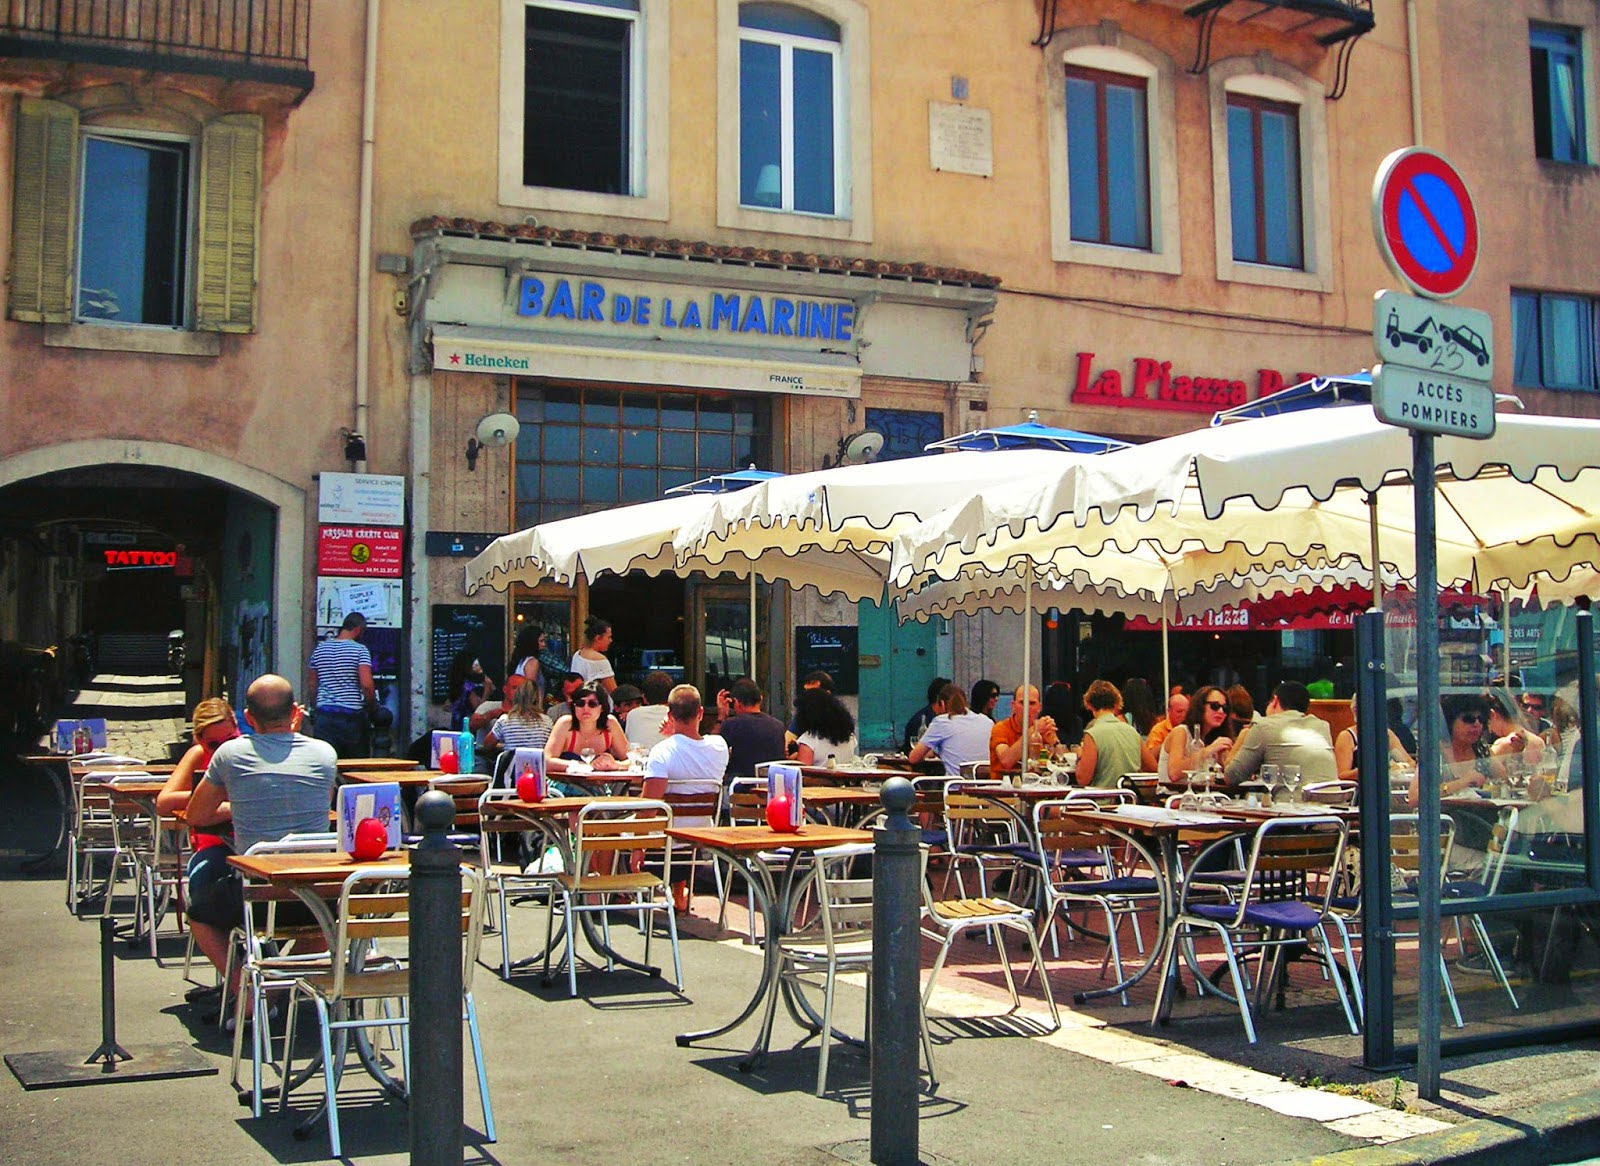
xmin=406 ymin=219 xmax=995 ymax=734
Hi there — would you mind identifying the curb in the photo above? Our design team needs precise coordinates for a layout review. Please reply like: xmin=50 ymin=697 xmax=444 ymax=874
xmin=1260 ymin=1089 xmax=1600 ymax=1166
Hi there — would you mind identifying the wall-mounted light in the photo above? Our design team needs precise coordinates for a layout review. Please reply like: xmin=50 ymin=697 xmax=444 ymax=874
xmin=341 ymin=428 xmax=367 ymax=467
xmin=466 ymin=412 xmax=521 ymax=472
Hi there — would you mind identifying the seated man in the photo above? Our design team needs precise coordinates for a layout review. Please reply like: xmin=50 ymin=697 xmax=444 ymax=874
xmin=1145 ymin=690 xmax=1189 ymax=762
xmin=714 ymin=678 xmax=788 ymax=778
xmin=641 ymin=684 xmax=730 ymax=821
xmin=989 ymin=684 xmax=1058 ymax=775
xmin=909 ymin=683 xmax=993 ymax=776
xmin=184 ymin=674 xmax=339 ymax=1016
xmin=1223 ymin=679 xmax=1337 ymax=787
xmin=624 ymin=670 xmax=674 ymax=752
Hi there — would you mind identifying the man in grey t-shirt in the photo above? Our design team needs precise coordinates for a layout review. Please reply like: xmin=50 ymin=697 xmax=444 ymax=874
xmin=186 ymin=674 xmax=338 ymax=1000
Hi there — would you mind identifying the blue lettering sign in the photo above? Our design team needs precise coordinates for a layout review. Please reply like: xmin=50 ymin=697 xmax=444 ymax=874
xmin=680 ymin=301 xmax=703 ymax=329
xmin=518 ymin=277 xmax=544 ymax=316
xmin=740 ymin=296 xmax=767 ymax=334
xmin=579 ymin=281 xmax=605 ymax=322
xmin=770 ymin=299 xmax=795 ymax=336
xmin=635 ymin=296 xmax=651 ymax=326
xmin=710 ymin=294 xmax=740 ymax=331
xmin=662 ymin=298 xmax=676 ymax=327
xmin=835 ymin=304 xmax=853 ymax=342
xmin=613 ymin=294 xmax=632 ymax=324
xmin=808 ymin=304 xmax=835 ymax=339
xmin=547 ymin=279 xmax=576 ymax=320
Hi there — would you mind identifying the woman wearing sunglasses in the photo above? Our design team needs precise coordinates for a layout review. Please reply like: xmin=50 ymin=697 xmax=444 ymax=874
xmin=544 ymin=682 xmax=630 ymax=774
xmin=1161 ymin=684 xmax=1233 ymax=782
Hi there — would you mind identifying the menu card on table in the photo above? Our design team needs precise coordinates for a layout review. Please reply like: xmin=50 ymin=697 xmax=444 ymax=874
xmin=338 ymin=781 xmax=402 ymax=853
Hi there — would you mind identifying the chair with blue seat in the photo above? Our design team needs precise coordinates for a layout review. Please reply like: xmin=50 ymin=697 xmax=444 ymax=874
xmin=1153 ymin=816 xmax=1359 ymax=1044
xmin=940 ymin=785 xmax=1037 ymax=901
xmin=1030 ymin=798 xmax=1160 ymax=1003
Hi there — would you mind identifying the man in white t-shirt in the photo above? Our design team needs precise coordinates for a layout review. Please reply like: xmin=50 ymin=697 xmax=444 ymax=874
xmin=642 ymin=684 xmax=729 ymax=824
xmin=625 ymin=670 xmax=674 ymax=752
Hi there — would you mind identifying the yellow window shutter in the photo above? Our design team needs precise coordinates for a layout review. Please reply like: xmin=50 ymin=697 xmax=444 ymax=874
xmin=9 ymin=97 xmax=78 ymax=324
xmin=195 ymin=113 xmax=262 ymax=333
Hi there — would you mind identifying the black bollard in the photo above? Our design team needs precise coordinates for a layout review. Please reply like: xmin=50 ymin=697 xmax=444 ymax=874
xmin=870 ymin=776 xmax=920 ymax=1166
xmin=409 ymin=789 xmax=463 ymax=1166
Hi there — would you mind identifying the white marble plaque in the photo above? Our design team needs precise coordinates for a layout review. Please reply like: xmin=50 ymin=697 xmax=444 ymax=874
xmin=928 ymin=102 xmax=992 ymax=177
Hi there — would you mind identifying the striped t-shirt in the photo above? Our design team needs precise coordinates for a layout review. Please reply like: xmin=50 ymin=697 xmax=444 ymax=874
xmin=308 ymin=636 xmax=372 ymax=711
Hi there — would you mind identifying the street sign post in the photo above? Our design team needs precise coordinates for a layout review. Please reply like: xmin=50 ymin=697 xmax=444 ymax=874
xmin=1368 ymin=146 xmax=1489 ymax=1104
xmin=1372 ymin=291 xmax=1493 ymax=378
xmin=1372 ymin=363 xmax=1497 ymax=438
xmin=1371 ymin=148 xmax=1480 ymax=300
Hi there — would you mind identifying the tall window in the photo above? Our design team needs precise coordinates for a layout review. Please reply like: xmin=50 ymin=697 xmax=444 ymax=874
xmin=1512 ymin=290 xmax=1598 ymax=390
xmin=738 ymin=3 xmax=842 ymax=215
xmin=513 ymin=384 xmax=771 ymax=526
xmin=1531 ymin=25 xmax=1588 ymax=163
xmin=1226 ymin=94 xmax=1302 ymax=269
xmin=523 ymin=0 xmax=640 ymax=194
xmin=77 ymin=134 xmax=190 ymax=326
xmin=1065 ymin=66 xmax=1150 ymax=250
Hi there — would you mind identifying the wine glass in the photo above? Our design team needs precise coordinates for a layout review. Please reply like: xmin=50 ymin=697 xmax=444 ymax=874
xmin=1282 ymin=764 xmax=1303 ymax=802
xmin=579 ymin=746 xmax=597 ymax=770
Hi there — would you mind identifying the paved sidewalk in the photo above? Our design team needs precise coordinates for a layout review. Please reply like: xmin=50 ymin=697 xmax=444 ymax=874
xmin=0 ymin=869 xmax=1368 ymax=1166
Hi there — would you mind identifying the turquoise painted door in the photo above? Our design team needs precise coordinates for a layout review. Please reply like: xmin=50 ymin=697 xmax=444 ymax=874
xmin=856 ymin=599 xmax=941 ymax=751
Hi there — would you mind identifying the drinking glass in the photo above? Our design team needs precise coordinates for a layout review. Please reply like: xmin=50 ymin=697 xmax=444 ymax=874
xmin=1260 ymin=763 xmax=1280 ymax=793
xmin=1282 ymin=764 xmax=1303 ymax=801
xmin=579 ymin=746 xmax=597 ymax=769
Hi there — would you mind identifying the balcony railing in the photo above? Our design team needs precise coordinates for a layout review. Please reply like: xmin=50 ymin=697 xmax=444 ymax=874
xmin=0 ymin=1 xmax=313 ymax=92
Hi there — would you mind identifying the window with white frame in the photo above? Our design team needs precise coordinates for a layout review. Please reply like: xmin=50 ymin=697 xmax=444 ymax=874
xmin=738 ymin=4 xmax=843 ymax=215
xmin=1207 ymin=59 xmax=1331 ymax=292
xmin=1512 ymin=290 xmax=1598 ymax=390
xmin=499 ymin=0 xmax=669 ymax=218
xmin=1226 ymin=93 xmax=1302 ymax=269
xmin=1044 ymin=30 xmax=1179 ymax=274
xmin=1530 ymin=24 xmax=1589 ymax=163
xmin=716 ymin=0 xmax=870 ymax=242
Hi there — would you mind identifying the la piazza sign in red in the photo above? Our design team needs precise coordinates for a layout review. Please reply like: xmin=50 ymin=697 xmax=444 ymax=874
xmin=318 ymin=525 xmax=403 ymax=577
xmin=1071 ymin=352 xmax=1313 ymax=413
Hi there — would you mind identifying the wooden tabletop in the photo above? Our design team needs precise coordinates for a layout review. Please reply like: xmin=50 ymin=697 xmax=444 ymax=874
xmin=85 ymin=777 xmax=168 ymax=796
xmin=68 ymin=761 xmax=177 ymax=777
xmin=1061 ymin=806 xmax=1254 ymax=836
xmin=342 ymin=768 xmax=447 ymax=786
xmin=336 ymin=757 xmax=421 ymax=773
xmin=801 ymin=787 xmax=885 ymax=807
xmin=483 ymin=795 xmax=629 ymax=816
xmin=229 ymin=849 xmax=407 ymax=882
xmin=796 ymin=765 xmax=911 ymax=784
xmin=667 ymin=823 xmax=871 ymax=853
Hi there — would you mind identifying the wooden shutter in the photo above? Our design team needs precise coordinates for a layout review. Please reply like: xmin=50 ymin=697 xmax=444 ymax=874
xmin=9 ymin=98 xmax=78 ymax=323
xmin=195 ymin=113 xmax=262 ymax=333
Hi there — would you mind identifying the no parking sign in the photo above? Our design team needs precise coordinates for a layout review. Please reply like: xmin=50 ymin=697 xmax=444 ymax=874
xmin=1371 ymin=147 xmax=1479 ymax=300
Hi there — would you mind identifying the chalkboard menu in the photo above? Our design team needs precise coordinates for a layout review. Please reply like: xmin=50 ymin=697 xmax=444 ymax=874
xmin=794 ymin=625 xmax=859 ymax=696
xmin=431 ymin=604 xmax=505 ymax=703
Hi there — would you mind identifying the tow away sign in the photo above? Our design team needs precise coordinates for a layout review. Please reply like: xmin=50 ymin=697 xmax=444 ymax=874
xmin=1372 ymin=363 xmax=1496 ymax=439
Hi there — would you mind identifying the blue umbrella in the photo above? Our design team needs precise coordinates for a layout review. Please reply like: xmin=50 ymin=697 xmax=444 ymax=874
xmin=664 ymin=466 xmax=784 ymax=495
xmin=1209 ymin=373 xmax=1373 ymax=426
xmin=925 ymin=410 xmax=1131 ymax=454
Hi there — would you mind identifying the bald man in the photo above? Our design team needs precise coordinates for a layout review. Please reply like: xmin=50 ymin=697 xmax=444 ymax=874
xmin=989 ymin=685 xmax=1058 ymax=774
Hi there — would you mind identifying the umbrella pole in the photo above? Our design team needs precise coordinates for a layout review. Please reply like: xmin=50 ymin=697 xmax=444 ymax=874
xmin=1368 ymin=491 xmax=1384 ymax=611
xmin=750 ymin=572 xmax=758 ymax=680
xmin=1161 ymin=592 xmax=1172 ymax=699
xmin=1499 ymin=588 xmax=1512 ymax=686
xmin=1021 ymin=575 xmax=1032 ymax=780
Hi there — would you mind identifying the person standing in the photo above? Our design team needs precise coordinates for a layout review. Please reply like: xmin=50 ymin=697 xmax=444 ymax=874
xmin=183 ymin=675 xmax=338 ymax=1002
xmin=1075 ymin=680 xmax=1146 ymax=789
xmin=571 ymin=615 xmax=617 ymax=693
xmin=714 ymin=678 xmax=788 ymax=777
xmin=306 ymin=612 xmax=376 ymax=758
xmin=504 ymin=624 xmax=546 ymax=707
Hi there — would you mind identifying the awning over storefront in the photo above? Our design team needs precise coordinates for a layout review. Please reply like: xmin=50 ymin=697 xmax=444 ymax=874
xmin=431 ymin=323 xmax=863 ymax=399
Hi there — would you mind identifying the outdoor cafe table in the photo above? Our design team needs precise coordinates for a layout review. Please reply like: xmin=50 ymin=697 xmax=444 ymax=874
xmin=668 ymin=823 xmax=872 ymax=1067
xmin=796 ymin=764 xmax=912 ymax=786
xmin=1054 ymin=806 xmax=1256 ymax=1005
xmin=225 ymin=847 xmax=411 ymax=1127
xmin=336 ymin=757 xmax=421 ymax=774
xmin=481 ymin=795 xmax=665 ymax=979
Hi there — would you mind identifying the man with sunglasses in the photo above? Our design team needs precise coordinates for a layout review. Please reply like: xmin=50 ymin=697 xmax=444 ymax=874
xmin=1517 ymin=692 xmax=1552 ymax=737
xmin=1223 ymin=680 xmax=1336 ymax=787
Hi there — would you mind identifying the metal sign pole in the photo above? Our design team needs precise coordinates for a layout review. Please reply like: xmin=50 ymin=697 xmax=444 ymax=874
xmin=1412 ymin=432 xmax=1442 ymax=1100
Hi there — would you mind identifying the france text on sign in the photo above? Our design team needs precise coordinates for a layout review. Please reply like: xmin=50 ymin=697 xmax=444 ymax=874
xmin=1372 ymin=363 xmax=1497 ymax=439
xmin=317 ymin=472 xmax=406 ymax=526
xmin=1371 ymin=148 xmax=1480 ymax=300
xmin=1372 ymin=291 xmax=1493 ymax=382
xmin=318 ymin=525 xmax=404 ymax=577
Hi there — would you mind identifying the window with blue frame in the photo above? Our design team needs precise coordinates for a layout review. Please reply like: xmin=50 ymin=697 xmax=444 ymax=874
xmin=1512 ymin=290 xmax=1599 ymax=390
xmin=513 ymin=384 xmax=772 ymax=526
xmin=1530 ymin=25 xmax=1588 ymax=164
xmin=1065 ymin=66 xmax=1150 ymax=250
xmin=77 ymin=134 xmax=189 ymax=326
xmin=738 ymin=3 xmax=842 ymax=216
xmin=1226 ymin=94 xmax=1303 ymax=269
